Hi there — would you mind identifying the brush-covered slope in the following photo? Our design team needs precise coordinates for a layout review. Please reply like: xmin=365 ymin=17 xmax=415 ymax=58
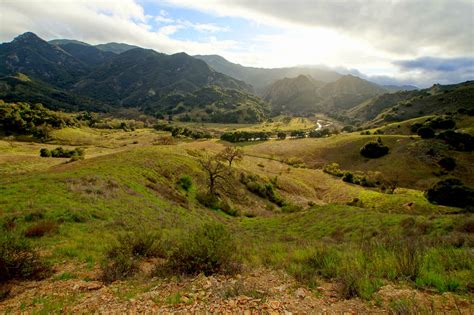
xmin=0 ymin=32 xmax=88 ymax=87
xmin=262 ymin=75 xmax=324 ymax=115
xmin=348 ymin=81 xmax=474 ymax=126
xmin=194 ymin=54 xmax=342 ymax=92
xmin=95 ymin=42 xmax=140 ymax=54
xmin=0 ymin=73 xmax=110 ymax=112
xmin=148 ymin=85 xmax=270 ymax=123
xmin=74 ymin=49 xmax=253 ymax=107
xmin=53 ymin=42 xmax=115 ymax=67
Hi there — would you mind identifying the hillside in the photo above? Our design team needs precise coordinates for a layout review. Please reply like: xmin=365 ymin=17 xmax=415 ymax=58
xmin=262 ymin=75 xmax=324 ymax=114
xmin=95 ymin=42 xmax=140 ymax=54
xmin=147 ymin=85 xmax=270 ymax=123
xmin=348 ymin=81 xmax=474 ymax=126
xmin=0 ymin=118 xmax=472 ymax=312
xmin=262 ymin=74 xmax=388 ymax=115
xmin=0 ymin=74 xmax=110 ymax=112
xmin=194 ymin=54 xmax=342 ymax=92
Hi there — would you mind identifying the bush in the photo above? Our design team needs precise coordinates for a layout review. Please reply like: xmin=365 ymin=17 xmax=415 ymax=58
xmin=0 ymin=231 xmax=50 ymax=283
xmin=417 ymin=126 xmax=435 ymax=139
xmin=277 ymin=132 xmax=286 ymax=140
xmin=163 ymin=223 xmax=240 ymax=275
xmin=196 ymin=191 xmax=220 ymax=209
xmin=100 ymin=231 xmax=162 ymax=283
xmin=360 ymin=139 xmax=389 ymax=158
xmin=39 ymin=148 xmax=51 ymax=157
xmin=342 ymin=172 xmax=354 ymax=183
xmin=437 ymin=130 xmax=473 ymax=151
xmin=426 ymin=179 xmax=474 ymax=208
xmin=438 ymin=157 xmax=456 ymax=171
xmin=41 ymin=147 xmax=86 ymax=158
xmin=24 ymin=220 xmax=59 ymax=238
xmin=177 ymin=175 xmax=193 ymax=191
xmin=410 ymin=123 xmax=423 ymax=133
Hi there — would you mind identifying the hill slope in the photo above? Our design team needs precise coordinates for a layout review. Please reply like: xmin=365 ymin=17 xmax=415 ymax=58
xmin=348 ymin=81 xmax=474 ymax=126
xmin=194 ymin=54 xmax=342 ymax=92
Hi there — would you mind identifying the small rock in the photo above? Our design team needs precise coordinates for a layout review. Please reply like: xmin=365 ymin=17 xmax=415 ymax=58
xmin=295 ymin=287 xmax=306 ymax=299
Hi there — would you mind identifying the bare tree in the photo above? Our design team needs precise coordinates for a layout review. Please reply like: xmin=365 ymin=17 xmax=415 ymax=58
xmin=217 ymin=146 xmax=243 ymax=167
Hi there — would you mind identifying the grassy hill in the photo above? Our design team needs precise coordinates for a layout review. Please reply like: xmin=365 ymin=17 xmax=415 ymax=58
xmin=347 ymin=81 xmax=474 ymax=127
xmin=0 ymin=120 xmax=473 ymax=312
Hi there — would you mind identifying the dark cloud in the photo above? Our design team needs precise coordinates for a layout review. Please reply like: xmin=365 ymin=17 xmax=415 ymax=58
xmin=395 ymin=57 xmax=474 ymax=72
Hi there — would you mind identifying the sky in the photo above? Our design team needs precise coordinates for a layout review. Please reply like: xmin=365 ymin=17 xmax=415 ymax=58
xmin=0 ymin=0 xmax=473 ymax=87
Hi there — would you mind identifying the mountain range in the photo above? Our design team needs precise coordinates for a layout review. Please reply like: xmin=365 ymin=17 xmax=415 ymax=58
xmin=1 ymin=32 xmax=472 ymax=126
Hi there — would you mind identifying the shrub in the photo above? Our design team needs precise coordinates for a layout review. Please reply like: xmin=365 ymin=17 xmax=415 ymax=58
xmin=417 ymin=126 xmax=435 ymax=139
xmin=438 ymin=157 xmax=456 ymax=171
xmin=410 ymin=123 xmax=423 ymax=133
xmin=177 ymin=175 xmax=193 ymax=191
xmin=437 ymin=130 xmax=474 ymax=151
xmin=24 ymin=220 xmax=59 ymax=238
xmin=426 ymin=179 xmax=474 ymax=208
xmin=196 ymin=191 xmax=220 ymax=209
xmin=163 ymin=223 xmax=240 ymax=275
xmin=277 ymin=132 xmax=286 ymax=140
xmin=360 ymin=139 xmax=389 ymax=158
xmin=0 ymin=231 xmax=50 ymax=283
xmin=39 ymin=148 xmax=51 ymax=157
xmin=342 ymin=172 xmax=354 ymax=183
xmin=427 ymin=117 xmax=456 ymax=129
xmin=100 ymin=231 xmax=162 ymax=283
xmin=323 ymin=163 xmax=344 ymax=177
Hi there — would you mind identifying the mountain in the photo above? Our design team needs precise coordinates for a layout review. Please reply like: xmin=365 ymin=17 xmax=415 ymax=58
xmin=95 ymin=42 xmax=139 ymax=54
xmin=0 ymin=33 xmax=257 ymax=119
xmin=317 ymin=75 xmax=388 ymax=110
xmin=0 ymin=32 xmax=88 ymax=87
xmin=262 ymin=75 xmax=324 ymax=114
xmin=382 ymin=84 xmax=418 ymax=93
xmin=262 ymin=74 xmax=387 ymax=115
xmin=74 ymin=48 xmax=253 ymax=108
xmin=347 ymin=81 xmax=474 ymax=126
xmin=194 ymin=54 xmax=342 ymax=93
xmin=49 ymin=39 xmax=90 ymax=46
xmin=53 ymin=42 xmax=115 ymax=67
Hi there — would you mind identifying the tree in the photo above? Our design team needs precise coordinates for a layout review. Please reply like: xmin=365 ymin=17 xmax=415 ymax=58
xmin=217 ymin=146 xmax=243 ymax=167
xmin=196 ymin=150 xmax=230 ymax=197
xmin=417 ymin=126 xmax=435 ymax=139
xmin=426 ymin=179 xmax=474 ymax=209
xmin=360 ymin=139 xmax=389 ymax=158
xmin=277 ymin=131 xmax=286 ymax=140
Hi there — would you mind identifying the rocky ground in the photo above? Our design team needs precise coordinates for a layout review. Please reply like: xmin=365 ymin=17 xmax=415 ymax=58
xmin=1 ymin=264 xmax=472 ymax=314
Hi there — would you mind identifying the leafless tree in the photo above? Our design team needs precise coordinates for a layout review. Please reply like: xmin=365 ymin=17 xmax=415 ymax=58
xmin=194 ymin=150 xmax=230 ymax=196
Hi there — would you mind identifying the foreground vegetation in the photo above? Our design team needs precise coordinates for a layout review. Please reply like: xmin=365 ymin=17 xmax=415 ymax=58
xmin=0 ymin=107 xmax=472 ymax=312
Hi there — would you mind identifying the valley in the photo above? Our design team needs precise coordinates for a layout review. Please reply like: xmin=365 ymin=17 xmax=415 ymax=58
xmin=0 ymin=30 xmax=473 ymax=313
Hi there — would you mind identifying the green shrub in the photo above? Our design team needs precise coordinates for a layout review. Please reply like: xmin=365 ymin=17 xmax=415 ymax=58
xmin=437 ymin=130 xmax=473 ymax=151
xmin=277 ymin=132 xmax=286 ymax=140
xmin=342 ymin=172 xmax=354 ymax=183
xmin=100 ymin=231 xmax=162 ymax=283
xmin=426 ymin=179 xmax=474 ymax=208
xmin=39 ymin=148 xmax=51 ymax=157
xmin=163 ymin=223 xmax=240 ymax=276
xmin=323 ymin=163 xmax=344 ymax=177
xmin=417 ymin=126 xmax=435 ymax=139
xmin=360 ymin=139 xmax=389 ymax=158
xmin=177 ymin=175 xmax=193 ymax=191
xmin=0 ymin=231 xmax=50 ymax=283
xmin=196 ymin=191 xmax=220 ymax=209
xmin=438 ymin=157 xmax=456 ymax=171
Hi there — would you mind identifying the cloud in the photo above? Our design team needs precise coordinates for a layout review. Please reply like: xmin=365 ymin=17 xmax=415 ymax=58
xmin=164 ymin=0 xmax=474 ymax=57
xmin=395 ymin=57 xmax=474 ymax=73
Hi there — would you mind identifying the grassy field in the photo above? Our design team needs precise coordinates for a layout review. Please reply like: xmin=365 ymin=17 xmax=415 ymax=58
xmin=1 ymin=121 xmax=473 ymax=311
